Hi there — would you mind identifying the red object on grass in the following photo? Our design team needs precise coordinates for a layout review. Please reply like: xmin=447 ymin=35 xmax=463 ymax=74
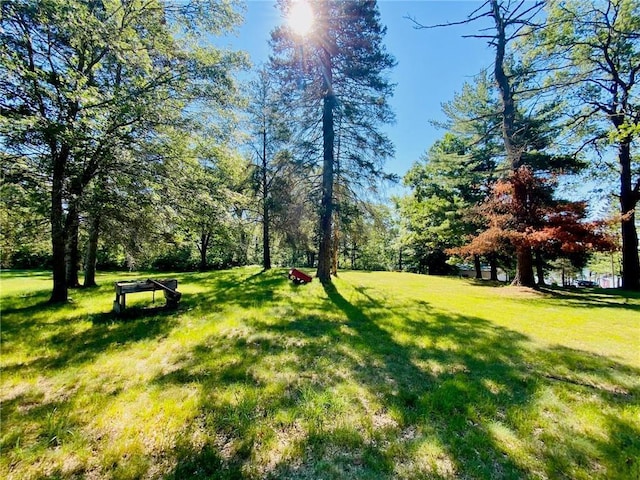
xmin=288 ymin=268 xmax=313 ymax=284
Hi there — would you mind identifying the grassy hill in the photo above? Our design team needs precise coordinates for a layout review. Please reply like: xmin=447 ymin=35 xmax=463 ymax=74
xmin=1 ymin=267 xmax=639 ymax=479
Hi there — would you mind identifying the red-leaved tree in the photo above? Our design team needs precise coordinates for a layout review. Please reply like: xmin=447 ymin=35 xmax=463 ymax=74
xmin=452 ymin=167 xmax=615 ymax=285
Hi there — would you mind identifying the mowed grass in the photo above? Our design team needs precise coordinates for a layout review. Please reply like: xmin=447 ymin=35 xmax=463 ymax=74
xmin=1 ymin=267 xmax=639 ymax=480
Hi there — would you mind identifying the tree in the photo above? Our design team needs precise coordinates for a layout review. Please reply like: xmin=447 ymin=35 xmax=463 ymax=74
xmin=181 ymin=145 xmax=250 ymax=271
xmin=401 ymin=73 xmax=508 ymax=278
xmin=454 ymin=168 xmax=615 ymax=280
xmin=81 ymin=135 xmax=178 ymax=284
xmin=0 ymin=0 xmax=245 ymax=302
xmin=412 ymin=0 xmax=601 ymax=286
xmin=270 ymin=0 xmax=395 ymax=283
xmin=247 ymin=66 xmax=294 ymax=270
xmin=400 ymin=134 xmax=486 ymax=275
xmin=0 ymin=152 xmax=50 ymax=268
xmin=534 ymin=0 xmax=640 ymax=290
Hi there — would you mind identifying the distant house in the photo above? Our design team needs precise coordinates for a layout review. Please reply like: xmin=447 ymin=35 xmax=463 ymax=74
xmin=458 ymin=268 xmax=509 ymax=282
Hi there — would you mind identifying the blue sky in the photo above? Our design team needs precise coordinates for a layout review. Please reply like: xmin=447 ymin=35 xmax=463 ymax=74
xmin=219 ymin=1 xmax=496 ymax=184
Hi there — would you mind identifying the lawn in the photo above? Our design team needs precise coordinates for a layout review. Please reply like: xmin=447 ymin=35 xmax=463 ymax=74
xmin=1 ymin=267 xmax=639 ymax=479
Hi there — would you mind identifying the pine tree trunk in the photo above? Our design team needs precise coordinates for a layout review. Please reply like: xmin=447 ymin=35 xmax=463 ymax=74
xmin=619 ymin=140 xmax=640 ymax=290
xmin=83 ymin=213 xmax=100 ymax=287
xmin=512 ymin=245 xmax=536 ymax=287
xmin=491 ymin=0 xmax=535 ymax=288
xmin=316 ymin=52 xmax=335 ymax=284
xmin=331 ymin=224 xmax=339 ymax=276
xmin=262 ymin=127 xmax=271 ymax=270
xmin=492 ymin=0 xmax=519 ymax=170
xmin=49 ymin=147 xmax=69 ymax=303
xmin=351 ymin=242 xmax=357 ymax=269
xmin=263 ymin=210 xmax=271 ymax=270
xmin=474 ymin=254 xmax=482 ymax=279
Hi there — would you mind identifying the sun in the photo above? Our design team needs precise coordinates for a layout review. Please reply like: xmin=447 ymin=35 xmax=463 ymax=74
xmin=288 ymin=0 xmax=314 ymax=36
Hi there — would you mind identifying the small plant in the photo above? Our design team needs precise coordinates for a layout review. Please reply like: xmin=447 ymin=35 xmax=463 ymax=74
xmin=41 ymin=407 xmax=73 ymax=447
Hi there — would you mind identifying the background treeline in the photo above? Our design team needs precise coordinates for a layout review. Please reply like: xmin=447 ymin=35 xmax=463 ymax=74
xmin=1 ymin=0 xmax=638 ymax=297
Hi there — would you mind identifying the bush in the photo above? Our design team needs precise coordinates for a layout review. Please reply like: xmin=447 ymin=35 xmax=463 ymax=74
xmin=2 ymin=247 xmax=52 ymax=269
xmin=150 ymin=245 xmax=198 ymax=272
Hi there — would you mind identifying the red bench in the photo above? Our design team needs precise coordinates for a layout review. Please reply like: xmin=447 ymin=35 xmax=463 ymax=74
xmin=288 ymin=268 xmax=313 ymax=284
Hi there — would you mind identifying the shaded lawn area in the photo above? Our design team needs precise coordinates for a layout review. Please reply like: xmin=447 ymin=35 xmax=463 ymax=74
xmin=1 ymin=267 xmax=639 ymax=479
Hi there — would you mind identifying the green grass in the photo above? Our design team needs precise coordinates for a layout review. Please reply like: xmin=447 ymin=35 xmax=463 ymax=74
xmin=1 ymin=267 xmax=639 ymax=479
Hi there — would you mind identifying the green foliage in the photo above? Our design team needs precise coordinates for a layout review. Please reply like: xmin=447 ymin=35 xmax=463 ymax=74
xmin=0 ymin=175 xmax=50 ymax=268
xmin=0 ymin=0 xmax=247 ymax=299
xmin=270 ymin=0 xmax=397 ymax=280
xmin=271 ymin=0 xmax=396 ymax=182
xmin=400 ymin=132 xmax=491 ymax=274
xmin=337 ymin=202 xmax=399 ymax=271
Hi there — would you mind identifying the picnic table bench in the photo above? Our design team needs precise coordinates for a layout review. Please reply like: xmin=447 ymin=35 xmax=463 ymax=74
xmin=113 ymin=278 xmax=181 ymax=313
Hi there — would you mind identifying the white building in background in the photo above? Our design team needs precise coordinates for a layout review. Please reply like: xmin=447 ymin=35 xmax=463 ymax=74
xmin=458 ymin=268 xmax=509 ymax=282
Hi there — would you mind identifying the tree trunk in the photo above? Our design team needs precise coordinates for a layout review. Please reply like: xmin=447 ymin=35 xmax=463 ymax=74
xmin=512 ymin=245 xmax=536 ymax=287
xmin=491 ymin=0 xmax=535 ymax=288
xmin=351 ymin=242 xmax=357 ymax=269
xmin=199 ymin=232 xmax=210 ymax=271
xmin=619 ymin=140 xmax=640 ymax=290
xmin=83 ymin=212 xmax=100 ymax=287
xmin=492 ymin=0 xmax=519 ymax=170
xmin=262 ymin=207 xmax=271 ymax=270
xmin=535 ymin=250 xmax=546 ymax=286
xmin=65 ymin=202 xmax=80 ymax=288
xmin=474 ymin=254 xmax=482 ymax=279
xmin=49 ymin=147 xmax=70 ymax=303
xmin=489 ymin=255 xmax=498 ymax=281
xmin=330 ymin=219 xmax=339 ymax=276
xmin=316 ymin=51 xmax=335 ymax=284
xmin=262 ymin=127 xmax=271 ymax=270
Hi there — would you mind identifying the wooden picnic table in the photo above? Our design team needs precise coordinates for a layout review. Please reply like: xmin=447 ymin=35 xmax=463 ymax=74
xmin=113 ymin=278 xmax=181 ymax=313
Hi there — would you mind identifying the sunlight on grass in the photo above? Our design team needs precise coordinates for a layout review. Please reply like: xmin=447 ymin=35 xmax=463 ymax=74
xmin=1 ymin=268 xmax=638 ymax=479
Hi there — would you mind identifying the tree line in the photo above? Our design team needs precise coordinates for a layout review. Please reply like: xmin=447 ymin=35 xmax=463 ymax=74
xmin=1 ymin=0 xmax=638 ymax=302
xmin=401 ymin=0 xmax=638 ymax=289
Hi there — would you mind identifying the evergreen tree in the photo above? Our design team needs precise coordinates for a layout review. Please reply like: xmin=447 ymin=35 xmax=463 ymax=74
xmin=270 ymin=0 xmax=395 ymax=283
xmin=247 ymin=66 xmax=295 ymax=270
xmin=411 ymin=0 xmax=594 ymax=287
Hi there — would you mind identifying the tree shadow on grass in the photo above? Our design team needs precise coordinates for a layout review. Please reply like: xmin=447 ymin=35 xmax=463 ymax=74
xmin=1 ymin=300 xmax=182 ymax=478
xmin=315 ymin=282 xmax=537 ymax=479
xmin=165 ymin=280 xmax=639 ymax=479
xmin=536 ymin=286 xmax=640 ymax=311
xmin=34 ymin=270 xmax=633 ymax=480
xmin=183 ymin=267 xmax=293 ymax=312
xmin=342 ymin=282 xmax=639 ymax=479
xmin=2 ymin=306 xmax=179 ymax=375
xmin=159 ymin=281 xmax=536 ymax=478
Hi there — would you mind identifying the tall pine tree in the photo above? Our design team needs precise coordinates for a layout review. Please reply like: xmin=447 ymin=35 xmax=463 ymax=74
xmin=270 ymin=0 xmax=395 ymax=283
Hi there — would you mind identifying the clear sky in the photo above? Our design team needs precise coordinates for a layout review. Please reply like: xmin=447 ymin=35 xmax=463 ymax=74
xmin=219 ymin=1 xmax=496 ymax=184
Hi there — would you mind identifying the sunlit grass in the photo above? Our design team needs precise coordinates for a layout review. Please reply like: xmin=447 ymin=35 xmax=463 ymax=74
xmin=1 ymin=267 xmax=638 ymax=479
